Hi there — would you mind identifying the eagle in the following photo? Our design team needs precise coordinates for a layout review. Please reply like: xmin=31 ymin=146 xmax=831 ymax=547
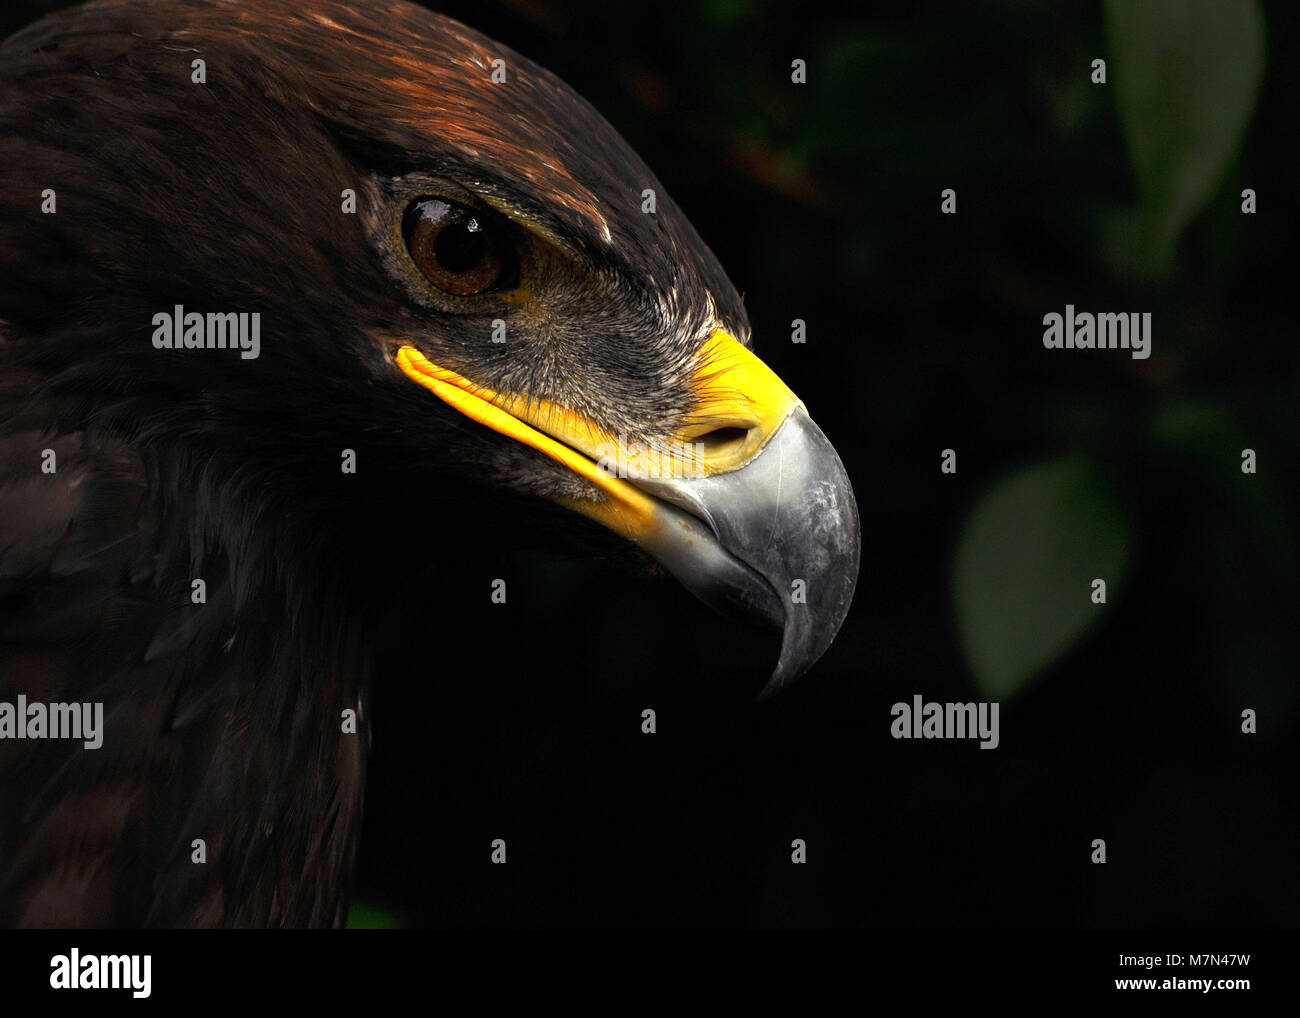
xmin=0 ymin=0 xmax=859 ymax=927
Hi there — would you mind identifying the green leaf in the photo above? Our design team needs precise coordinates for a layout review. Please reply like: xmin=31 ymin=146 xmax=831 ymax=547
xmin=345 ymin=901 xmax=404 ymax=929
xmin=952 ymin=458 xmax=1129 ymax=698
xmin=1150 ymin=398 xmax=1296 ymax=582
xmin=1103 ymin=0 xmax=1264 ymax=276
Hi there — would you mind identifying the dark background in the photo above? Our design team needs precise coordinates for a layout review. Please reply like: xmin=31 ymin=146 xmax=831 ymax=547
xmin=6 ymin=0 xmax=1296 ymax=927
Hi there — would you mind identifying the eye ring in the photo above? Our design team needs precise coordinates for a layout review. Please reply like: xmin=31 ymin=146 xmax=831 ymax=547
xmin=401 ymin=197 xmax=517 ymax=296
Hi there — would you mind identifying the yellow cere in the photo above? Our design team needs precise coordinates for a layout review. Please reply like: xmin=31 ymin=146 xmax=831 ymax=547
xmin=394 ymin=330 xmax=804 ymax=539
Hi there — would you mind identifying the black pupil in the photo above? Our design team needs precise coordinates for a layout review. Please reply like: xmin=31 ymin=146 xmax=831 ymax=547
xmin=433 ymin=218 xmax=487 ymax=274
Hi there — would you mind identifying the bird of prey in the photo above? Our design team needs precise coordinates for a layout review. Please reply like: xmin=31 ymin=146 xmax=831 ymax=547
xmin=0 ymin=0 xmax=859 ymax=926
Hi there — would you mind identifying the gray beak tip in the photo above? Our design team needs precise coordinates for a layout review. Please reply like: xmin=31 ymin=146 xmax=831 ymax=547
xmin=756 ymin=411 xmax=861 ymax=695
xmin=639 ymin=407 xmax=860 ymax=697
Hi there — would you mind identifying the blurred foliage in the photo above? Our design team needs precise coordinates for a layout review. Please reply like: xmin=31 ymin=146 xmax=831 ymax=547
xmin=345 ymin=900 xmax=404 ymax=929
xmin=953 ymin=458 xmax=1129 ymax=698
xmin=949 ymin=0 xmax=1272 ymax=698
xmin=1104 ymin=0 xmax=1265 ymax=277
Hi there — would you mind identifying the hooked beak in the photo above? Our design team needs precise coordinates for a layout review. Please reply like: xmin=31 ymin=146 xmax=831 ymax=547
xmin=395 ymin=331 xmax=860 ymax=696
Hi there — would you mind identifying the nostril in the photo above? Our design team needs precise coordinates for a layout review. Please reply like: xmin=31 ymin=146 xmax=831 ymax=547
xmin=694 ymin=426 xmax=750 ymax=450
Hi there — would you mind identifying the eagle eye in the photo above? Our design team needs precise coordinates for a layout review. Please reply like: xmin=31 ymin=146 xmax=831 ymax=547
xmin=402 ymin=198 xmax=515 ymax=297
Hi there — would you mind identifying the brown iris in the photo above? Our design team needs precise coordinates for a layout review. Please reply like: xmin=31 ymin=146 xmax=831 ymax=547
xmin=402 ymin=198 xmax=514 ymax=296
